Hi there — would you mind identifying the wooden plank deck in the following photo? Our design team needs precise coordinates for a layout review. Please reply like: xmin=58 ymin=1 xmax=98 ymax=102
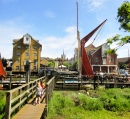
xmin=12 ymin=103 xmax=46 ymax=119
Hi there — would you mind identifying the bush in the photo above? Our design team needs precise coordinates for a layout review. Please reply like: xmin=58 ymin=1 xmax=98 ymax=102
xmin=47 ymin=90 xmax=130 ymax=119
xmin=77 ymin=93 xmax=103 ymax=111
xmin=0 ymin=91 xmax=6 ymax=118
xmin=48 ymin=92 xmax=74 ymax=118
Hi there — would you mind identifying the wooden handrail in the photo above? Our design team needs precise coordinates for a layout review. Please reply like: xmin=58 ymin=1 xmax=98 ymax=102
xmin=5 ymin=76 xmax=46 ymax=119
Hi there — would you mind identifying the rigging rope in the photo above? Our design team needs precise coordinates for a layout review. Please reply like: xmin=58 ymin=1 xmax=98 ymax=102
xmin=87 ymin=21 xmax=106 ymax=52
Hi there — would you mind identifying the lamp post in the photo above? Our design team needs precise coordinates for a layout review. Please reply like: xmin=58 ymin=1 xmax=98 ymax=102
xmin=25 ymin=60 xmax=30 ymax=83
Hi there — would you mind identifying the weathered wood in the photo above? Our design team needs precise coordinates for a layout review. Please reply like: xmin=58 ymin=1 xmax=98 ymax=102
xmin=12 ymin=104 xmax=46 ymax=119
xmin=5 ymin=76 xmax=46 ymax=119
xmin=5 ymin=92 xmax=12 ymax=119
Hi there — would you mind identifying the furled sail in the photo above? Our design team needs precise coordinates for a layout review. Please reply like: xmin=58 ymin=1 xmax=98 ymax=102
xmin=81 ymin=19 xmax=107 ymax=78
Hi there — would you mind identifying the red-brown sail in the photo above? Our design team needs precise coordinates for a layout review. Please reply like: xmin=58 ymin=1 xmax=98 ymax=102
xmin=81 ymin=19 xmax=107 ymax=78
xmin=0 ymin=55 xmax=6 ymax=78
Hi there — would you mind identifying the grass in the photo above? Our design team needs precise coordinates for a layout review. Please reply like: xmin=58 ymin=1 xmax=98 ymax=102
xmin=47 ymin=88 xmax=130 ymax=119
xmin=0 ymin=91 xmax=6 ymax=119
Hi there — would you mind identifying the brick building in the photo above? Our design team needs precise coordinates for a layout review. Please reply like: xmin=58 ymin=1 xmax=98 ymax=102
xmin=74 ymin=43 xmax=117 ymax=73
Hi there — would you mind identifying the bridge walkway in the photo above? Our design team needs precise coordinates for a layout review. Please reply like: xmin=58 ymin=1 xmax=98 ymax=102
xmin=12 ymin=103 xmax=46 ymax=119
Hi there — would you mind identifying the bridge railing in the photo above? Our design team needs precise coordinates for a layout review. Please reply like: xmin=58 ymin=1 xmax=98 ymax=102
xmin=45 ymin=76 xmax=55 ymax=117
xmin=5 ymin=76 xmax=46 ymax=119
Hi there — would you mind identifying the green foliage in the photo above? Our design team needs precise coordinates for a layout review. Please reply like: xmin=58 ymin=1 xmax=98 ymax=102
xmin=0 ymin=91 xmax=6 ymax=118
xmin=48 ymin=60 xmax=55 ymax=68
xmin=72 ymin=60 xmax=77 ymax=69
xmin=105 ymin=49 xmax=117 ymax=55
xmin=106 ymin=35 xmax=130 ymax=55
xmin=47 ymin=90 xmax=130 ymax=119
xmin=63 ymin=62 xmax=70 ymax=69
xmin=105 ymin=1 xmax=130 ymax=55
xmin=48 ymin=92 xmax=74 ymax=118
xmin=99 ymin=88 xmax=130 ymax=112
xmin=117 ymin=1 xmax=130 ymax=32
xmin=77 ymin=93 xmax=103 ymax=111
xmin=106 ymin=34 xmax=120 ymax=45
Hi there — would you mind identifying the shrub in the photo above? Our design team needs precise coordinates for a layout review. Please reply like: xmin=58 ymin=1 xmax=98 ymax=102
xmin=48 ymin=92 xmax=74 ymax=118
xmin=77 ymin=93 xmax=103 ymax=111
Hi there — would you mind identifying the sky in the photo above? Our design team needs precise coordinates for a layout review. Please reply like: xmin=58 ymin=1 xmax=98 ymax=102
xmin=0 ymin=0 xmax=130 ymax=59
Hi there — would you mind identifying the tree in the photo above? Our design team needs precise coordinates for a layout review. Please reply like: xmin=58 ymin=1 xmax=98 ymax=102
xmin=106 ymin=34 xmax=130 ymax=54
xmin=48 ymin=60 xmax=55 ymax=68
xmin=117 ymin=1 xmax=130 ymax=32
xmin=105 ymin=1 xmax=130 ymax=55
xmin=72 ymin=60 xmax=77 ymax=70
xmin=1 ymin=58 xmax=8 ymax=67
xmin=63 ymin=62 xmax=70 ymax=69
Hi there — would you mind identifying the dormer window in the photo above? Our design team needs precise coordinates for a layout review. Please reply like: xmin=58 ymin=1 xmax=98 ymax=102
xmin=23 ymin=34 xmax=31 ymax=45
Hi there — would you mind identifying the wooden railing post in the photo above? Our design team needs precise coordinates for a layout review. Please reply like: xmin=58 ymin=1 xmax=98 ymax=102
xmin=45 ymin=84 xmax=48 ymax=116
xmin=97 ymin=74 xmax=99 ymax=88
xmin=114 ymin=75 xmax=117 ymax=88
xmin=5 ymin=92 xmax=12 ymax=119
xmin=9 ymin=75 xmax=12 ymax=90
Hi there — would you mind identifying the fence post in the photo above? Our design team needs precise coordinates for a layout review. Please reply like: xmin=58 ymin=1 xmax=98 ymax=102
xmin=9 ymin=75 xmax=12 ymax=90
xmin=114 ymin=75 xmax=117 ymax=88
xmin=97 ymin=74 xmax=99 ymax=88
xmin=45 ymin=84 xmax=48 ymax=117
xmin=5 ymin=92 xmax=12 ymax=119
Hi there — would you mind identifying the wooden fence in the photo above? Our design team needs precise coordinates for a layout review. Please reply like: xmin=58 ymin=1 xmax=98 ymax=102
xmin=5 ymin=76 xmax=46 ymax=119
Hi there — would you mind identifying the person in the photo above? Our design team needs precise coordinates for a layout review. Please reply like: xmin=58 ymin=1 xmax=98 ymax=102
xmin=99 ymin=71 xmax=104 ymax=84
xmin=0 ymin=75 xmax=5 ymax=83
xmin=33 ymin=82 xmax=42 ymax=105
xmin=124 ymin=70 xmax=128 ymax=77
xmin=40 ymin=81 xmax=45 ymax=98
xmin=93 ymin=71 xmax=98 ymax=90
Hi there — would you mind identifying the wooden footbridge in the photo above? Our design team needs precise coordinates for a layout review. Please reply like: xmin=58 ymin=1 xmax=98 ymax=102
xmin=5 ymin=76 xmax=55 ymax=119
xmin=4 ymin=71 xmax=130 ymax=119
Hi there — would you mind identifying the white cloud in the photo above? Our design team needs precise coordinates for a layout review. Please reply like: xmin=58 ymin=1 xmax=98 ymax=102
xmin=0 ymin=17 xmax=77 ymax=59
xmin=84 ymin=0 xmax=107 ymax=11
xmin=0 ymin=18 xmax=33 ymax=59
xmin=40 ymin=26 xmax=77 ymax=59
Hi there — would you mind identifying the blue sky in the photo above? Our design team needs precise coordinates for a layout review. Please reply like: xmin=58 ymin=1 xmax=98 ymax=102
xmin=0 ymin=0 xmax=129 ymax=59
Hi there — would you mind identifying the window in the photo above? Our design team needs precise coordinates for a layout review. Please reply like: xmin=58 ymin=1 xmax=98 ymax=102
xmin=111 ymin=58 xmax=114 ymax=63
xmin=16 ymin=59 xmax=19 ymax=63
xmin=34 ymin=59 xmax=37 ymax=65
xmin=20 ymin=66 xmax=22 ymax=70
xmin=25 ymin=52 xmax=29 ymax=56
xmin=94 ymin=58 xmax=98 ymax=62
xmin=103 ymin=58 xmax=106 ymax=64
xmin=26 ymin=37 xmax=29 ymax=41
xmin=16 ymin=52 xmax=20 ymax=56
xmin=16 ymin=66 xmax=19 ymax=70
xmin=34 ymin=46 xmax=38 ymax=49
xmin=34 ymin=53 xmax=37 ymax=56
xmin=26 ymin=46 xmax=29 ymax=49
xmin=17 ymin=46 xmax=21 ymax=48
